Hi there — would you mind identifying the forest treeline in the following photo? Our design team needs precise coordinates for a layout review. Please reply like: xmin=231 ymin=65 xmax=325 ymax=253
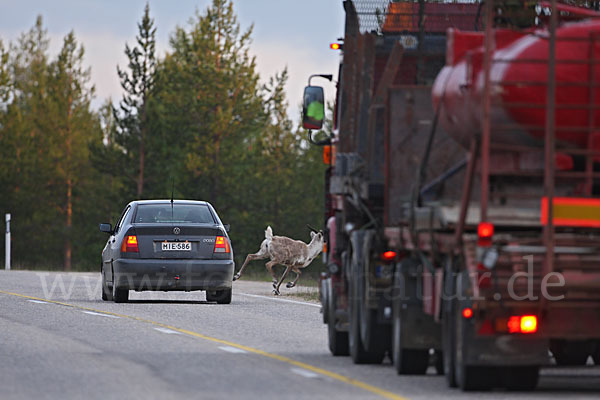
xmin=0 ymin=0 xmax=326 ymax=272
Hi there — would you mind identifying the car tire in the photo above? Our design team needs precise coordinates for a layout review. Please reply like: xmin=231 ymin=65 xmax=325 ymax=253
xmin=101 ymin=265 xmax=113 ymax=301
xmin=112 ymin=279 xmax=129 ymax=303
xmin=207 ymin=288 xmax=232 ymax=304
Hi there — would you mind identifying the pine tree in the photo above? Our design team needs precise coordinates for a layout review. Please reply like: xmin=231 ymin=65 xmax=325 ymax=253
xmin=115 ymin=3 xmax=157 ymax=198
xmin=160 ymin=0 xmax=265 ymax=204
xmin=47 ymin=31 xmax=96 ymax=270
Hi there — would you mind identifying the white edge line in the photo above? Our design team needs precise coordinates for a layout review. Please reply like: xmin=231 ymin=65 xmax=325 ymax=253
xmin=237 ymin=293 xmax=320 ymax=308
xmin=154 ymin=327 xmax=181 ymax=335
xmin=27 ymin=300 xmax=49 ymax=304
xmin=290 ymin=368 xmax=320 ymax=378
xmin=218 ymin=346 xmax=248 ymax=354
xmin=82 ymin=311 xmax=120 ymax=319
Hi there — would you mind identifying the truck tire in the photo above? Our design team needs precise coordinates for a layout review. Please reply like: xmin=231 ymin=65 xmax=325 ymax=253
xmin=321 ymin=278 xmax=329 ymax=324
xmin=327 ymin=278 xmax=349 ymax=356
xmin=454 ymin=274 xmax=493 ymax=391
xmin=504 ymin=366 xmax=539 ymax=391
xmin=349 ymin=283 xmax=384 ymax=363
xmin=442 ymin=257 xmax=457 ymax=387
xmin=348 ymin=231 xmax=386 ymax=364
xmin=592 ymin=342 xmax=600 ymax=365
xmin=392 ymin=261 xmax=428 ymax=375
xmin=550 ymin=340 xmax=590 ymax=366
xmin=593 ymin=342 xmax=600 ymax=365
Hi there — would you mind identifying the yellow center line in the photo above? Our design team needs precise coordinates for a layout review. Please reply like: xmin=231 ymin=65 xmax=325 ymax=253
xmin=0 ymin=290 xmax=408 ymax=400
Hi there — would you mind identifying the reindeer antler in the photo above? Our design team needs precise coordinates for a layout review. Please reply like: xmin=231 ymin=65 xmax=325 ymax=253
xmin=307 ymin=224 xmax=320 ymax=233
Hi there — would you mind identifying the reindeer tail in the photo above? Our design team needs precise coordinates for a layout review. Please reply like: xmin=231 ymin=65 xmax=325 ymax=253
xmin=265 ymin=226 xmax=273 ymax=240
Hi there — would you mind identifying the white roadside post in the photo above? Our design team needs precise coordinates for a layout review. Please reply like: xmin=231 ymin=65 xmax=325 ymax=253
xmin=5 ymin=213 xmax=10 ymax=270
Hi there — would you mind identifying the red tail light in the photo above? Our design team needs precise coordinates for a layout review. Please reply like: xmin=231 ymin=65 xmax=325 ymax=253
xmin=121 ymin=235 xmax=139 ymax=253
xmin=477 ymin=222 xmax=494 ymax=247
xmin=462 ymin=307 xmax=473 ymax=319
xmin=381 ymin=251 xmax=397 ymax=262
xmin=214 ymin=236 xmax=230 ymax=253
xmin=507 ymin=315 xmax=538 ymax=334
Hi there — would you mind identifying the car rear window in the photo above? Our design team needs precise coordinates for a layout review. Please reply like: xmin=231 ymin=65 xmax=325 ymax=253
xmin=134 ymin=204 xmax=215 ymax=224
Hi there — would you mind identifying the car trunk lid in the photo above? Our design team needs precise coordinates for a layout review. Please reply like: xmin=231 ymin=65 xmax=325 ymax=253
xmin=133 ymin=224 xmax=225 ymax=259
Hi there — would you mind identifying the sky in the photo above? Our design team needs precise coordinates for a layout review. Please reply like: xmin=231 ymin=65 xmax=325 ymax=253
xmin=0 ymin=0 xmax=345 ymax=123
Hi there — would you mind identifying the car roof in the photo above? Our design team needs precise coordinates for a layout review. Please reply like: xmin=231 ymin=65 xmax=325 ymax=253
xmin=128 ymin=200 xmax=212 ymax=207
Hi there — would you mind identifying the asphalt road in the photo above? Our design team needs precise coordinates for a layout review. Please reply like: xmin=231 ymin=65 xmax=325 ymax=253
xmin=0 ymin=270 xmax=598 ymax=400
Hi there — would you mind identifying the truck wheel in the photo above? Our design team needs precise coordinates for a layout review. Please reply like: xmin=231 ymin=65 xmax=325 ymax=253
xmin=504 ymin=366 xmax=539 ymax=391
xmin=348 ymin=262 xmax=385 ymax=364
xmin=327 ymin=278 xmax=349 ymax=356
xmin=593 ymin=342 xmax=600 ymax=365
xmin=550 ymin=340 xmax=590 ymax=366
xmin=434 ymin=350 xmax=444 ymax=375
xmin=392 ymin=303 xmax=429 ymax=374
xmin=348 ymin=231 xmax=386 ymax=364
xmin=442 ymin=258 xmax=457 ymax=387
xmin=321 ymin=278 xmax=329 ymax=324
xmin=391 ymin=264 xmax=428 ymax=374
xmin=454 ymin=276 xmax=493 ymax=391
xmin=349 ymin=289 xmax=384 ymax=363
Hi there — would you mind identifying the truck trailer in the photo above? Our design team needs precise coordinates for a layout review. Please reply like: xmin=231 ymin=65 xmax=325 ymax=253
xmin=305 ymin=0 xmax=600 ymax=391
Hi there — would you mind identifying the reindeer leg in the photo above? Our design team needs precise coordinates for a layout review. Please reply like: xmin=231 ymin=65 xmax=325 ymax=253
xmin=273 ymin=265 xmax=292 ymax=295
xmin=286 ymin=267 xmax=302 ymax=289
xmin=233 ymin=252 xmax=266 ymax=281
xmin=265 ymin=261 xmax=278 ymax=287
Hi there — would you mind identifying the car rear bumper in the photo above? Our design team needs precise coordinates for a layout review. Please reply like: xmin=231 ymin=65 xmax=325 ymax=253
xmin=112 ymin=258 xmax=234 ymax=291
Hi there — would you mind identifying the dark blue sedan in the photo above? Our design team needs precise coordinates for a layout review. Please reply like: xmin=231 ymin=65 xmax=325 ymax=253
xmin=99 ymin=200 xmax=234 ymax=303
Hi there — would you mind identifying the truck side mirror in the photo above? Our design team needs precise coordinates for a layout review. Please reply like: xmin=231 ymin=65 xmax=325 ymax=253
xmin=302 ymin=85 xmax=325 ymax=130
xmin=99 ymin=223 xmax=113 ymax=234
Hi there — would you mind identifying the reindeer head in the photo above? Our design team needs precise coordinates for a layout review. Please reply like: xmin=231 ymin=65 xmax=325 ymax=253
xmin=307 ymin=224 xmax=325 ymax=251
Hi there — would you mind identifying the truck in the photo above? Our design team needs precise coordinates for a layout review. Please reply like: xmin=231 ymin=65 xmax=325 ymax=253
xmin=304 ymin=0 xmax=600 ymax=391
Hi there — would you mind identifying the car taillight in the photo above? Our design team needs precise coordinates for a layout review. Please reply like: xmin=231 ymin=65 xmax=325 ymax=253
xmin=214 ymin=236 xmax=230 ymax=253
xmin=121 ymin=235 xmax=139 ymax=253
xmin=477 ymin=222 xmax=494 ymax=247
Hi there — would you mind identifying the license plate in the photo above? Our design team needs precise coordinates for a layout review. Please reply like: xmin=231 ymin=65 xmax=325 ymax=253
xmin=162 ymin=242 xmax=191 ymax=251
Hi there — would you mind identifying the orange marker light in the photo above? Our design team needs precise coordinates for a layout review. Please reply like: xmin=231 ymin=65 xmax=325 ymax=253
xmin=323 ymin=146 xmax=332 ymax=165
xmin=330 ymin=43 xmax=341 ymax=50
xmin=462 ymin=307 xmax=473 ymax=319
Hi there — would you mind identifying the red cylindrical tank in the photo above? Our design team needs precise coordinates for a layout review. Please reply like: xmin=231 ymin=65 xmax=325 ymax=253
xmin=432 ymin=20 xmax=600 ymax=150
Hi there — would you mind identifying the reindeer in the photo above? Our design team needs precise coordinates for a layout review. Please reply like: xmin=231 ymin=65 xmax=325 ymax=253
xmin=233 ymin=225 xmax=324 ymax=295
